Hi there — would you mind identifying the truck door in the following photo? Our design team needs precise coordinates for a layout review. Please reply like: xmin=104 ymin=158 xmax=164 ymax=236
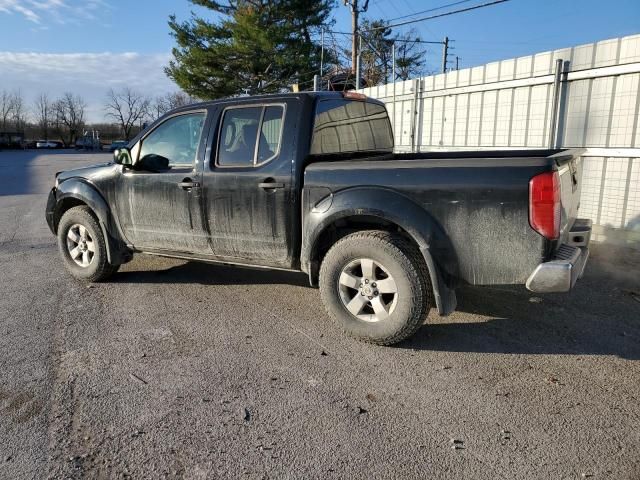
xmin=114 ymin=110 xmax=211 ymax=253
xmin=201 ymin=102 xmax=295 ymax=268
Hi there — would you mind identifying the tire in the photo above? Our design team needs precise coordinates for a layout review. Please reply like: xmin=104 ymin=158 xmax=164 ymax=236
xmin=57 ymin=206 xmax=119 ymax=282
xmin=319 ymin=230 xmax=433 ymax=346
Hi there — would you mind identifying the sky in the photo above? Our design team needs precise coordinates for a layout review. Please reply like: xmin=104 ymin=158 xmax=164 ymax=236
xmin=1 ymin=0 xmax=639 ymax=122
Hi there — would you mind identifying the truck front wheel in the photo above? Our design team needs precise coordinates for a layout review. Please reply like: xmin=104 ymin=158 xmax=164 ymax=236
xmin=319 ymin=230 xmax=433 ymax=345
xmin=57 ymin=206 xmax=119 ymax=282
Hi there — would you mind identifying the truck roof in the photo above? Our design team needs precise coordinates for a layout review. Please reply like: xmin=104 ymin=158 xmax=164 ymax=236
xmin=172 ymin=91 xmax=384 ymax=113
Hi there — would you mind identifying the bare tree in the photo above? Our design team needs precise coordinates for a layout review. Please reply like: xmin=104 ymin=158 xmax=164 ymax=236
xmin=34 ymin=93 xmax=52 ymax=139
xmin=11 ymin=91 xmax=26 ymax=131
xmin=151 ymin=91 xmax=196 ymax=120
xmin=54 ymin=93 xmax=86 ymax=145
xmin=0 ymin=90 xmax=15 ymax=130
xmin=394 ymin=29 xmax=427 ymax=81
xmin=105 ymin=87 xmax=150 ymax=140
xmin=0 ymin=90 xmax=28 ymax=131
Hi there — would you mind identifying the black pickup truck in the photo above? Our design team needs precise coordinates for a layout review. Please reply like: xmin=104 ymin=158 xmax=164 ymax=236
xmin=46 ymin=92 xmax=591 ymax=345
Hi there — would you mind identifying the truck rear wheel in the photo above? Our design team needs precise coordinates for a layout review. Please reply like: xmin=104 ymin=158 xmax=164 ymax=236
xmin=57 ymin=206 xmax=119 ymax=282
xmin=319 ymin=230 xmax=432 ymax=345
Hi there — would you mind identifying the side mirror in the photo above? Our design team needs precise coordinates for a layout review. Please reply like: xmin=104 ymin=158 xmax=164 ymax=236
xmin=114 ymin=147 xmax=132 ymax=166
xmin=137 ymin=154 xmax=170 ymax=172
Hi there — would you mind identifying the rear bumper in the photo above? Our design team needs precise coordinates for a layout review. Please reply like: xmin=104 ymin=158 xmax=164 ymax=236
xmin=526 ymin=219 xmax=591 ymax=293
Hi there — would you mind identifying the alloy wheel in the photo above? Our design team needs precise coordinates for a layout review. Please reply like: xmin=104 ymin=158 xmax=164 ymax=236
xmin=66 ymin=223 xmax=95 ymax=267
xmin=337 ymin=258 xmax=398 ymax=322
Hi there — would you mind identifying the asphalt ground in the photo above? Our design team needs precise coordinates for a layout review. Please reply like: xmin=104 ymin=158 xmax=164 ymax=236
xmin=1 ymin=149 xmax=639 ymax=479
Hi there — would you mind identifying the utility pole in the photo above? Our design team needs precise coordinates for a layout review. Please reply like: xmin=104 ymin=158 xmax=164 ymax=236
xmin=344 ymin=0 xmax=369 ymax=84
xmin=455 ymin=56 xmax=460 ymax=70
xmin=350 ymin=0 xmax=358 ymax=74
xmin=441 ymin=36 xmax=449 ymax=73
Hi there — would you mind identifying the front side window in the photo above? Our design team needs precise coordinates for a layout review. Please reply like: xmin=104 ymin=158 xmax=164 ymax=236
xmin=217 ymin=105 xmax=284 ymax=167
xmin=139 ymin=112 xmax=205 ymax=167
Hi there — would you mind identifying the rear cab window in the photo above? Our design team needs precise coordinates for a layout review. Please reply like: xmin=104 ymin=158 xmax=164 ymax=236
xmin=216 ymin=104 xmax=285 ymax=167
xmin=310 ymin=99 xmax=393 ymax=156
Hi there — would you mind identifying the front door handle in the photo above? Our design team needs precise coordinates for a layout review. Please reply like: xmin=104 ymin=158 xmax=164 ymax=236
xmin=178 ymin=179 xmax=200 ymax=190
xmin=258 ymin=182 xmax=284 ymax=190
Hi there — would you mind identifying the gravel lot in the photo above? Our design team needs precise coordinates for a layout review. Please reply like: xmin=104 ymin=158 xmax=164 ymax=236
xmin=1 ymin=150 xmax=639 ymax=479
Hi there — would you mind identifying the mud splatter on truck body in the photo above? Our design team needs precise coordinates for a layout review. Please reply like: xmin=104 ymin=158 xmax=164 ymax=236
xmin=45 ymin=92 xmax=591 ymax=344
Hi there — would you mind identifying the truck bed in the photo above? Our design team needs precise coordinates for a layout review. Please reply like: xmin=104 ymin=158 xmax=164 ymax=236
xmin=303 ymin=149 xmax=582 ymax=287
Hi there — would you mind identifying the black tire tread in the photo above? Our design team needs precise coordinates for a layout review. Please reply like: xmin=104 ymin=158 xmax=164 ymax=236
xmin=57 ymin=206 xmax=119 ymax=282
xmin=319 ymin=230 xmax=433 ymax=346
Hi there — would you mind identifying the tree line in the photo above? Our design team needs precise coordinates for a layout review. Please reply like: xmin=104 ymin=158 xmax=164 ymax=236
xmin=0 ymin=88 xmax=196 ymax=144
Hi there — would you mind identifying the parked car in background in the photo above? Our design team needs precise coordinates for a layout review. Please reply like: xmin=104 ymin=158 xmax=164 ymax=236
xmin=45 ymin=92 xmax=591 ymax=346
xmin=36 ymin=140 xmax=63 ymax=149
xmin=109 ymin=140 xmax=128 ymax=152
xmin=75 ymin=137 xmax=101 ymax=150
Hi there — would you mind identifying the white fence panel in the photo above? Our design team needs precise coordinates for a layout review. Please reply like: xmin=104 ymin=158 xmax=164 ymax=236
xmin=359 ymin=33 xmax=640 ymax=246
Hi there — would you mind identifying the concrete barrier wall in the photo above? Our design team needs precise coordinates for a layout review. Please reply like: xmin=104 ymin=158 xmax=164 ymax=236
xmin=359 ymin=34 xmax=640 ymax=246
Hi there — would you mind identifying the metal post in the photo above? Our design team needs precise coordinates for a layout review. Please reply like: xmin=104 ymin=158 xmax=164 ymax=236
xmin=313 ymin=74 xmax=320 ymax=92
xmin=355 ymin=34 xmax=362 ymax=89
xmin=548 ymin=58 xmax=564 ymax=148
xmin=441 ymin=36 xmax=449 ymax=73
xmin=392 ymin=41 xmax=396 ymax=135
xmin=409 ymin=79 xmax=420 ymax=153
xmin=320 ymin=28 xmax=324 ymax=77
xmin=392 ymin=41 xmax=396 ymax=83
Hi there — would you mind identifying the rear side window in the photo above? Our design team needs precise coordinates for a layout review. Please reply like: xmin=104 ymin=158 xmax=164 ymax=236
xmin=258 ymin=106 xmax=284 ymax=163
xmin=310 ymin=99 xmax=393 ymax=156
xmin=217 ymin=105 xmax=284 ymax=167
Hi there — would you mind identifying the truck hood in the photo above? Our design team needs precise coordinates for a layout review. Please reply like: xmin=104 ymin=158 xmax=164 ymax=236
xmin=56 ymin=162 xmax=117 ymax=183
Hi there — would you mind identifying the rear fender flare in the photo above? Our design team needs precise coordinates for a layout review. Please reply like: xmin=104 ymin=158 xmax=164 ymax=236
xmin=303 ymin=187 xmax=458 ymax=315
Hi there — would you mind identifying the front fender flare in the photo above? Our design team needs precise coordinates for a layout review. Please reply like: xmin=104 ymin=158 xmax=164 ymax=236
xmin=54 ymin=178 xmax=129 ymax=265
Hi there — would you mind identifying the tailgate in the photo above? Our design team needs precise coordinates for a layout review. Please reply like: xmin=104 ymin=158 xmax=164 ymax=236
xmin=551 ymin=149 xmax=584 ymax=245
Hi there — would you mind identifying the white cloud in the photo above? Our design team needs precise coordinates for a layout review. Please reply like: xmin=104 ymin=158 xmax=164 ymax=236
xmin=0 ymin=51 xmax=179 ymax=122
xmin=0 ymin=0 xmax=109 ymax=24
xmin=11 ymin=4 xmax=40 ymax=23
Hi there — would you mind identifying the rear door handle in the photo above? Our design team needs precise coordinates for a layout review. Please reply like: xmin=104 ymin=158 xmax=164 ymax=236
xmin=258 ymin=182 xmax=285 ymax=190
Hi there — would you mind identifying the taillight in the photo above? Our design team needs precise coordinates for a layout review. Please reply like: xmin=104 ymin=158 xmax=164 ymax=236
xmin=529 ymin=171 xmax=561 ymax=240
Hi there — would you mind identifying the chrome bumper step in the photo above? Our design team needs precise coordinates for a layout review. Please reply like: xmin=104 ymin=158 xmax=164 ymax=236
xmin=526 ymin=219 xmax=592 ymax=293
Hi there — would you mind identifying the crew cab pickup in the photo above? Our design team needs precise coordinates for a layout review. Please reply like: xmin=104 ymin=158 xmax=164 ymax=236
xmin=46 ymin=92 xmax=591 ymax=345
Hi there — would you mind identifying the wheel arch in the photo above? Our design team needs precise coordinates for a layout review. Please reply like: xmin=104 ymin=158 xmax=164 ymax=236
xmin=54 ymin=179 xmax=130 ymax=265
xmin=303 ymin=187 xmax=458 ymax=315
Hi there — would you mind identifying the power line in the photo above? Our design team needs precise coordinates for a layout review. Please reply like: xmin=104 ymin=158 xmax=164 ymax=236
xmin=324 ymin=30 xmax=445 ymax=45
xmin=387 ymin=0 xmax=476 ymax=22
xmin=318 ymin=0 xmax=511 ymax=84
xmin=368 ymin=0 xmax=403 ymax=17
xmin=366 ymin=0 xmax=512 ymax=31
